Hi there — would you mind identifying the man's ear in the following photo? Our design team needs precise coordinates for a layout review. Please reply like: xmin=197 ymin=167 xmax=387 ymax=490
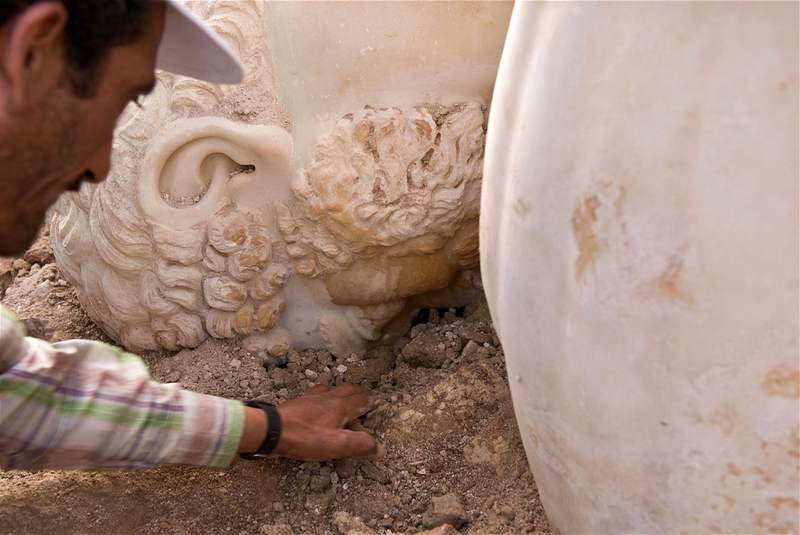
xmin=0 ymin=2 xmax=68 ymax=110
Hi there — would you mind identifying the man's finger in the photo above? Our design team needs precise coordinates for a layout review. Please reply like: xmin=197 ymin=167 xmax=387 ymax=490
xmin=326 ymin=429 xmax=382 ymax=458
xmin=304 ymin=384 xmax=330 ymax=395
xmin=330 ymin=383 xmax=364 ymax=397
xmin=337 ymin=390 xmax=372 ymax=426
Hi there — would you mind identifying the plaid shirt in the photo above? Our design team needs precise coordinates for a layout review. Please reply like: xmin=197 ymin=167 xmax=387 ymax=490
xmin=0 ymin=305 xmax=244 ymax=470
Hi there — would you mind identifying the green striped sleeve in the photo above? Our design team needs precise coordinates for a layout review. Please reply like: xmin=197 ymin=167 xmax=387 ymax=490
xmin=0 ymin=377 xmax=183 ymax=431
xmin=210 ymin=399 xmax=245 ymax=467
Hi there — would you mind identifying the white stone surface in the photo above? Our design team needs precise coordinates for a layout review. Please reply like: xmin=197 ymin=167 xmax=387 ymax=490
xmin=482 ymin=2 xmax=798 ymax=532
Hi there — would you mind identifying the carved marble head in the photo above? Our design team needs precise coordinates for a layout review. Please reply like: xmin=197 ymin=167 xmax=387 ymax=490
xmin=51 ymin=1 xmax=512 ymax=356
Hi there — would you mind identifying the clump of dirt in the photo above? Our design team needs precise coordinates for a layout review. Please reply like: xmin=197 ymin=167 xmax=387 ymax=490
xmin=0 ymin=233 xmax=551 ymax=535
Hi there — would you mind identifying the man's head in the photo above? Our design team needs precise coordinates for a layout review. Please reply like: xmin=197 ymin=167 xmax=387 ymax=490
xmin=0 ymin=0 xmax=164 ymax=255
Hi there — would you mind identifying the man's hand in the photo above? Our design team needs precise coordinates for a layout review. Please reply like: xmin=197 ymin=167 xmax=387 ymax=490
xmin=239 ymin=384 xmax=384 ymax=461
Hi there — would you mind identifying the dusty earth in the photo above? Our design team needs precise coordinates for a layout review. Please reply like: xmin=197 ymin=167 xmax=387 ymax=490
xmin=0 ymin=230 xmax=551 ymax=535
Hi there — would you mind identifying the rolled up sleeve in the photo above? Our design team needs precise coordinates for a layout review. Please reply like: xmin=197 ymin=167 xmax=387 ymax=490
xmin=0 ymin=305 xmax=244 ymax=470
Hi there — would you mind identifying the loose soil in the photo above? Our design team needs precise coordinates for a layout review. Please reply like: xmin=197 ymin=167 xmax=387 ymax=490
xmin=0 ymin=232 xmax=551 ymax=535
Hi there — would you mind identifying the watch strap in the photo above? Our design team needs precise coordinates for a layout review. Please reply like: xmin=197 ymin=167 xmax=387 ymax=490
xmin=239 ymin=400 xmax=282 ymax=460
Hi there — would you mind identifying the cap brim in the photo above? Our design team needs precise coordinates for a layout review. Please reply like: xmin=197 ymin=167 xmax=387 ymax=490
xmin=156 ymin=0 xmax=244 ymax=84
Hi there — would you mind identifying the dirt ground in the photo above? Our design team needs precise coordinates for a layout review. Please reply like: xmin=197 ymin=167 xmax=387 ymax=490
xmin=0 ymin=231 xmax=551 ymax=535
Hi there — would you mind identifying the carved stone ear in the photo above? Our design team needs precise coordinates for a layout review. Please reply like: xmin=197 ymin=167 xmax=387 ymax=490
xmin=137 ymin=117 xmax=293 ymax=228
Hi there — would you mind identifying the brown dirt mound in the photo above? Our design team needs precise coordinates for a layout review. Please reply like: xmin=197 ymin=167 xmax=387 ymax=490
xmin=0 ymin=233 xmax=551 ymax=535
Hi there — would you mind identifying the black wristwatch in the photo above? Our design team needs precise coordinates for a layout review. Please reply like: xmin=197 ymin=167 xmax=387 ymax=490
xmin=239 ymin=400 xmax=282 ymax=460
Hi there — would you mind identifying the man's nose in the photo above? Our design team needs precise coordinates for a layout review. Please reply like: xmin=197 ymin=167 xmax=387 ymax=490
xmin=84 ymin=139 xmax=113 ymax=183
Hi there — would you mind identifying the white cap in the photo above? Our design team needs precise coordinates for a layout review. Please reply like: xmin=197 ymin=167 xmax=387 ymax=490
xmin=156 ymin=0 xmax=244 ymax=84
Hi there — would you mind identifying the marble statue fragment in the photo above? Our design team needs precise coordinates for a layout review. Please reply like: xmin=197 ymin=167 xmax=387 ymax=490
xmin=50 ymin=1 xmax=512 ymax=357
xmin=482 ymin=2 xmax=798 ymax=533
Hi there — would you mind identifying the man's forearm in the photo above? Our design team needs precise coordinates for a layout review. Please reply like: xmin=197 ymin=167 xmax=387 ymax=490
xmin=1 ymin=305 xmax=382 ymax=468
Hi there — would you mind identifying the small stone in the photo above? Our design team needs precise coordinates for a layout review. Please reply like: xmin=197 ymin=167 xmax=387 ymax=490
xmin=165 ymin=370 xmax=182 ymax=383
xmin=317 ymin=351 xmax=334 ymax=367
xmin=335 ymin=364 xmax=348 ymax=374
xmin=304 ymin=491 xmax=335 ymax=515
xmin=271 ymin=368 xmax=290 ymax=388
xmin=300 ymin=353 xmax=314 ymax=367
xmin=461 ymin=340 xmax=479 ymax=358
xmin=305 ymin=369 xmax=318 ymax=379
xmin=416 ymin=525 xmax=459 ymax=535
xmin=316 ymin=372 xmax=332 ymax=386
xmin=454 ymin=321 xmax=494 ymax=344
xmin=470 ymin=272 xmax=483 ymax=289
xmin=499 ymin=506 xmax=516 ymax=521
xmin=333 ymin=511 xmax=377 ymax=535
xmin=23 ymin=240 xmax=54 ymax=265
xmin=360 ymin=462 xmax=390 ymax=484
xmin=334 ymin=458 xmax=359 ymax=479
xmin=341 ymin=346 xmax=395 ymax=386
xmin=475 ymin=346 xmax=493 ymax=360
xmin=422 ymin=494 xmax=468 ymax=530
xmin=409 ymin=324 xmax=427 ymax=339
xmin=308 ymin=472 xmax=331 ymax=493
xmin=255 ymin=391 xmax=277 ymax=404
xmin=41 ymin=265 xmax=57 ymax=281
xmin=229 ymin=358 xmax=242 ymax=369
xmin=402 ymin=330 xmax=451 ymax=368
xmin=259 ymin=523 xmax=294 ymax=535
xmin=11 ymin=258 xmax=29 ymax=272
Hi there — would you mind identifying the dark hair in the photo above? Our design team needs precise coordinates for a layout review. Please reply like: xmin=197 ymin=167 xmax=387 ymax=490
xmin=0 ymin=0 xmax=151 ymax=97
